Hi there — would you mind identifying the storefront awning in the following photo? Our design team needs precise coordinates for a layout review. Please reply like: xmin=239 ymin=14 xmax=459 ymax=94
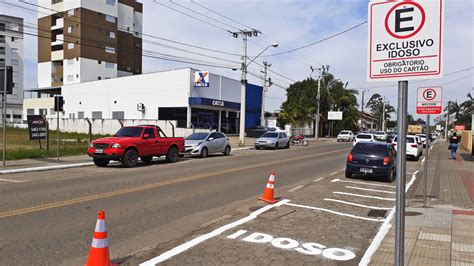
xmin=189 ymin=97 xmax=240 ymax=111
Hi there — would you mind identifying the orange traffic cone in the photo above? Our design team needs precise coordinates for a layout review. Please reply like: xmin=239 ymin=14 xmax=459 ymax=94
xmin=85 ymin=210 xmax=118 ymax=266
xmin=259 ymin=171 xmax=277 ymax=204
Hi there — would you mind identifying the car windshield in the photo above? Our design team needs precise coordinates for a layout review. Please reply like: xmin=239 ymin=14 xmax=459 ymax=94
xmin=357 ymin=134 xmax=372 ymax=139
xmin=115 ymin=127 xmax=143 ymax=137
xmin=407 ymin=137 xmax=415 ymax=143
xmin=352 ymin=143 xmax=388 ymax=156
xmin=339 ymin=131 xmax=349 ymax=135
xmin=261 ymin=132 xmax=278 ymax=138
xmin=186 ymin=133 xmax=210 ymax=140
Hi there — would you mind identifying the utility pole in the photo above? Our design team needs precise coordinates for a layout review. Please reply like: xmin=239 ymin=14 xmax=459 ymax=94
xmin=260 ymin=61 xmax=271 ymax=127
xmin=311 ymin=65 xmax=328 ymax=140
xmin=2 ymin=67 xmax=6 ymax=166
xmin=382 ymin=97 xmax=386 ymax=131
xmin=360 ymin=90 xmax=367 ymax=131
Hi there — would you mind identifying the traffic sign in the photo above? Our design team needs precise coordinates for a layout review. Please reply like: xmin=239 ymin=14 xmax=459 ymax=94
xmin=416 ymin=87 xmax=442 ymax=114
xmin=368 ymin=0 xmax=444 ymax=81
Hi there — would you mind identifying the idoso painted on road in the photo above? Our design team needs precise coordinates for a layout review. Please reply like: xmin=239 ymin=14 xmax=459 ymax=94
xmin=227 ymin=230 xmax=356 ymax=261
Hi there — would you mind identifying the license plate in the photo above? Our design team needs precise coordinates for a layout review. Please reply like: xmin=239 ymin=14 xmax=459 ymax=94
xmin=360 ymin=168 xmax=373 ymax=174
xmin=95 ymin=149 xmax=104 ymax=154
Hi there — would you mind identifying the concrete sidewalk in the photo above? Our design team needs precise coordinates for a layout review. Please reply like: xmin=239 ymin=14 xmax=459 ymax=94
xmin=370 ymin=142 xmax=474 ymax=265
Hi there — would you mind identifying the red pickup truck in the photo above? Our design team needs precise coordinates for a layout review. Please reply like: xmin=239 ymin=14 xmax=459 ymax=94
xmin=87 ymin=125 xmax=184 ymax=167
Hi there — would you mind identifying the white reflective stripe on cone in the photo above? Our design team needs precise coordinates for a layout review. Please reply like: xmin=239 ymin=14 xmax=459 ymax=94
xmin=268 ymin=175 xmax=275 ymax=181
xmin=266 ymin=183 xmax=274 ymax=189
xmin=91 ymin=238 xmax=109 ymax=248
xmin=94 ymin=219 xmax=106 ymax=232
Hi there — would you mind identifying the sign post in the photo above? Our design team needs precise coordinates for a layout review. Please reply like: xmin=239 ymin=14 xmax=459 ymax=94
xmin=368 ymin=1 xmax=444 ymax=264
xmin=423 ymin=115 xmax=430 ymax=207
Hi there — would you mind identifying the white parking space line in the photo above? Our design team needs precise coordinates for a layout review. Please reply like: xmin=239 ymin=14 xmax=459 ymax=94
xmin=139 ymin=199 xmax=290 ymax=265
xmin=359 ymin=171 xmax=419 ymax=265
xmin=0 ymin=178 xmax=28 ymax=183
xmin=333 ymin=192 xmax=395 ymax=201
xmin=331 ymin=178 xmax=396 ymax=189
xmin=329 ymin=171 xmax=339 ymax=176
xmin=313 ymin=177 xmax=325 ymax=182
xmin=324 ymin=198 xmax=393 ymax=210
xmin=289 ymin=185 xmax=304 ymax=192
xmin=345 ymin=186 xmax=396 ymax=194
xmin=284 ymin=202 xmax=384 ymax=222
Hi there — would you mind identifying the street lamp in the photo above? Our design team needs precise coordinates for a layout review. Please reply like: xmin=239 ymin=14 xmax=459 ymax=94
xmin=239 ymin=43 xmax=278 ymax=146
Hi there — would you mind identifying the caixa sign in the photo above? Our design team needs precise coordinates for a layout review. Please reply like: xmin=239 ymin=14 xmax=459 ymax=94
xmin=194 ymin=71 xmax=209 ymax=87
xmin=212 ymin=100 xmax=224 ymax=107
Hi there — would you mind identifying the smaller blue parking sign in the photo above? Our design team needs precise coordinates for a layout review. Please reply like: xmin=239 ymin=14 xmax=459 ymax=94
xmin=194 ymin=71 xmax=210 ymax=87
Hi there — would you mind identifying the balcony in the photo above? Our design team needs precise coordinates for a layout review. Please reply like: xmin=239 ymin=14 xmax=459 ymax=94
xmin=51 ymin=34 xmax=64 ymax=46
xmin=51 ymin=50 xmax=63 ymax=61
xmin=51 ymin=18 xmax=63 ymax=31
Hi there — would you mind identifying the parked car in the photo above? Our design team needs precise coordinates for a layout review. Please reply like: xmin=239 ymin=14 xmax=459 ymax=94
xmin=414 ymin=135 xmax=424 ymax=155
xmin=416 ymin=134 xmax=428 ymax=147
xmin=337 ymin=130 xmax=355 ymax=142
xmin=246 ymin=126 xmax=271 ymax=138
xmin=346 ymin=142 xmax=397 ymax=182
xmin=87 ymin=125 xmax=185 ymax=167
xmin=353 ymin=133 xmax=375 ymax=146
xmin=183 ymin=132 xmax=231 ymax=158
xmin=391 ymin=135 xmax=422 ymax=161
xmin=255 ymin=132 xmax=290 ymax=150
xmin=374 ymin=131 xmax=387 ymax=141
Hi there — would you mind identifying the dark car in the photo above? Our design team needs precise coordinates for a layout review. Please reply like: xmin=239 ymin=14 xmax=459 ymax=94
xmin=345 ymin=142 xmax=397 ymax=182
xmin=246 ymin=126 xmax=271 ymax=138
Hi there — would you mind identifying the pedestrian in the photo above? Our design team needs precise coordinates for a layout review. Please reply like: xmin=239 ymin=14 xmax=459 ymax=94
xmin=448 ymin=133 xmax=461 ymax=159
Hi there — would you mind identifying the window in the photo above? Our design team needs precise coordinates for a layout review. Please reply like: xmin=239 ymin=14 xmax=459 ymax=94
xmin=105 ymin=15 xmax=116 ymax=23
xmin=0 ymin=35 xmax=5 ymax=43
xmin=67 ymin=26 xmax=74 ymax=33
xmin=11 ymin=37 xmax=16 ymax=42
xmin=108 ymin=31 xmax=116 ymax=38
xmin=105 ymin=47 xmax=115 ymax=54
xmin=98 ymin=60 xmax=102 ymax=64
xmin=67 ymin=75 xmax=74 ymax=82
xmin=27 ymin=109 xmax=34 ymax=115
xmin=67 ymin=9 xmax=75 ymax=16
xmin=98 ymin=77 xmax=101 ymax=80
xmin=0 ymin=23 xmax=5 ymax=31
xmin=10 ymin=24 xmax=19 ymax=31
xmin=92 ymin=112 xmax=102 ymax=119
xmin=39 ymin=109 xmax=47 ymax=115
xmin=105 ymin=62 xmax=114 ymax=69
xmin=13 ymin=71 xmax=18 ymax=82
xmin=13 ymin=114 xmax=22 ymax=119
xmin=112 ymin=111 xmax=124 ymax=120
xmin=69 ymin=113 xmax=75 ymax=119
xmin=78 ymin=111 xmax=84 ymax=119
xmin=0 ymin=47 xmax=4 ymax=55
xmin=67 ymin=59 xmax=74 ymax=65
xmin=68 ymin=43 xmax=75 ymax=49
xmin=11 ymin=59 xmax=19 ymax=66
xmin=143 ymin=127 xmax=156 ymax=138
xmin=0 ymin=58 xmax=4 ymax=67
xmin=76 ymin=74 xmax=79 ymax=78
xmin=50 ymin=108 xmax=56 ymax=116
xmin=11 ymin=48 xmax=18 ymax=54
xmin=106 ymin=0 xmax=115 ymax=6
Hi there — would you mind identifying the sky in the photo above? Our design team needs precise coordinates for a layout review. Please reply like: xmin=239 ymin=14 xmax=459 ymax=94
xmin=1 ymin=0 xmax=473 ymax=122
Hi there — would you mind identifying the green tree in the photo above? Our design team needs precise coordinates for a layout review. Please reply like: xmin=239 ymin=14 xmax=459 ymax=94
xmin=365 ymin=93 xmax=395 ymax=129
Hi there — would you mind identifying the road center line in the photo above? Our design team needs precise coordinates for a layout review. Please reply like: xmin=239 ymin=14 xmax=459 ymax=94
xmin=0 ymin=148 xmax=350 ymax=219
xmin=324 ymin=198 xmax=393 ymax=210
xmin=139 ymin=199 xmax=290 ymax=265
xmin=284 ymin=202 xmax=384 ymax=222
xmin=345 ymin=186 xmax=396 ymax=194
xmin=331 ymin=178 xmax=396 ymax=188
xmin=288 ymin=185 xmax=304 ymax=192
xmin=0 ymin=178 xmax=28 ymax=183
xmin=333 ymin=192 xmax=395 ymax=201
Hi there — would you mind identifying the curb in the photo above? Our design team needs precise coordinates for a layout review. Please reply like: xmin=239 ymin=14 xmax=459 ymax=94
xmin=0 ymin=162 xmax=94 ymax=175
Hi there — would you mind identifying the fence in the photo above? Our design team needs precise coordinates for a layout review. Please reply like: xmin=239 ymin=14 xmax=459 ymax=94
xmin=290 ymin=127 xmax=314 ymax=137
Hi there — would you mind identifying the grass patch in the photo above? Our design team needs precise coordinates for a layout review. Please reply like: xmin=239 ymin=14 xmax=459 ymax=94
xmin=0 ymin=127 xmax=110 ymax=160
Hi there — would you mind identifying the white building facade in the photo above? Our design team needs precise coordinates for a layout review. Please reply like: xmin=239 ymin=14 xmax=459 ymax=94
xmin=0 ymin=15 xmax=24 ymax=123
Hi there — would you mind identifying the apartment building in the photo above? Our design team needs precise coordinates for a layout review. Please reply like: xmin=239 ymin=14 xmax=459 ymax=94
xmin=0 ymin=15 xmax=24 ymax=123
xmin=37 ymin=0 xmax=142 ymax=89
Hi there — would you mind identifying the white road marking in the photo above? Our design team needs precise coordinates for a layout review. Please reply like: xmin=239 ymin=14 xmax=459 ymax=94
xmin=331 ymin=178 xmax=396 ymax=188
xmin=313 ymin=177 xmax=325 ymax=182
xmin=329 ymin=171 xmax=339 ymax=176
xmin=345 ymin=186 xmax=396 ymax=194
xmin=284 ymin=202 xmax=384 ymax=222
xmin=323 ymin=198 xmax=393 ymax=210
xmin=289 ymin=185 xmax=304 ymax=192
xmin=0 ymin=162 xmax=94 ymax=175
xmin=333 ymin=192 xmax=395 ymax=201
xmin=358 ymin=171 xmax=419 ymax=265
xmin=139 ymin=199 xmax=290 ymax=265
xmin=0 ymin=178 xmax=28 ymax=183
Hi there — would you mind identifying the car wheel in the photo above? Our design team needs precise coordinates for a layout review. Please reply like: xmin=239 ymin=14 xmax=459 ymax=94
xmin=166 ymin=146 xmax=179 ymax=163
xmin=255 ymin=146 xmax=260 ymax=150
xmin=93 ymin=158 xmax=109 ymax=167
xmin=141 ymin=156 xmax=153 ymax=164
xmin=386 ymin=170 xmax=395 ymax=182
xmin=345 ymin=170 xmax=352 ymax=178
xmin=414 ymin=155 xmax=419 ymax=161
xmin=223 ymin=146 xmax=231 ymax=156
xmin=274 ymin=142 xmax=279 ymax=150
xmin=122 ymin=149 xmax=138 ymax=168
xmin=302 ymin=140 xmax=309 ymax=146
xmin=285 ymin=141 xmax=290 ymax=149
xmin=201 ymin=147 xmax=208 ymax=158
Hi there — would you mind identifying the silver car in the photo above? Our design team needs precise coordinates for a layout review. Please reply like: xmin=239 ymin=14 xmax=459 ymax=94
xmin=184 ymin=132 xmax=231 ymax=158
xmin=254 ymin=132 xmax=290 ymax=150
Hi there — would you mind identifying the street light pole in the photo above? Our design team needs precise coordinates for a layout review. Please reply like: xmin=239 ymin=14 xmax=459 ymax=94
xmin=2 ymin=67 xmax=6 ymax=166
xmin=261 ymin=61 xmax=271 ymax=127
xmin=238 ymin=32 xmax=248 ymax=146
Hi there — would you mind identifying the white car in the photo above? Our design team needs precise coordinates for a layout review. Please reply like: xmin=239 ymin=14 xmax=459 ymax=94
xmin=337 ymin=130 xmax=354 ymax=142
xmin=353 ymin=133 xmax=374 ymax=146
xmin=416 ymin=134 xmax=428 ymax=147
xmin=374 ymin=131 xmax=387 ymax=141
xmin=392 ymin=135 xmax=422 ymax=160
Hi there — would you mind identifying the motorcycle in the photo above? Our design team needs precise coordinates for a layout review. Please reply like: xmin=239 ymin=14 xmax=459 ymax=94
xmin=289 ymin=135 xmax=309 ymax=146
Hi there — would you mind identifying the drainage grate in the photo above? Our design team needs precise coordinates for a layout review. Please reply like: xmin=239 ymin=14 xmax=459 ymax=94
xmin=368 ymin=209 xmax=388 ymax=218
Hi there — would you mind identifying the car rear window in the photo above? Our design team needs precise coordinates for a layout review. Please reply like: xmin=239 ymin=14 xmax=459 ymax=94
xmin=407 ymin=137 xmax=415 ymax=143
xmin=375 ymin=131 xmax=385 ymax=135
xmin=339 ymin=131 xmax=349 ymax=135
xmin=261 ymin=132 xmax=278 ymax=138
xmin=357 ymin=134 xmax=372 ymax=139
xmin=352 ymin=143 xmax=388 ymax=156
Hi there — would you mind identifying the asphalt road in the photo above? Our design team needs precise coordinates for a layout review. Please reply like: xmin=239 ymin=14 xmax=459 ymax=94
xmin=0 ymin=141 xmax=354 ymax=265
